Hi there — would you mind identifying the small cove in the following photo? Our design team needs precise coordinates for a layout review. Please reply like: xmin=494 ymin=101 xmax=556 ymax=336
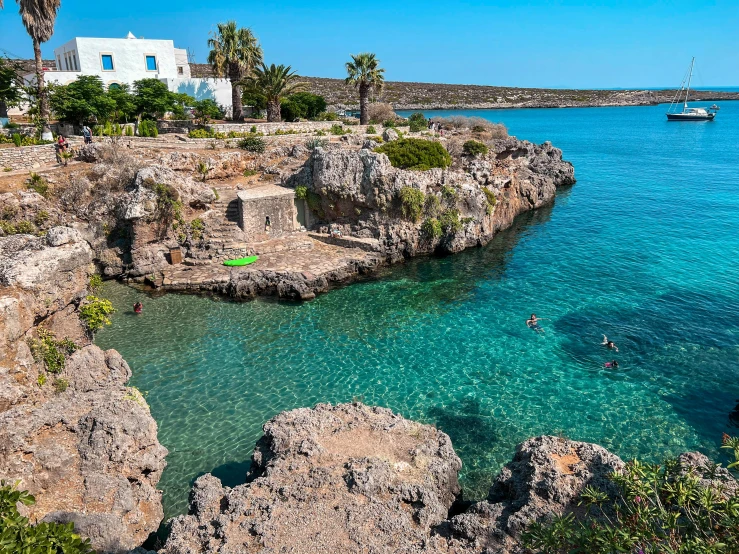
xmin=96 ymin=101 xmax=739 ymax=519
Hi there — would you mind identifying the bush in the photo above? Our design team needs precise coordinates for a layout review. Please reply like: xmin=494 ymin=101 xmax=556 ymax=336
xmin=441 ymin=185 xmax=458 ymax=206
xmin=315 ymin=111 xmax=339 ymax=121
xmin=483 ymin=187 xmax=497 ymax=214
xmin=408 ymin=112 xmax=428 ymax=132
xmin=15 ymin=220 xmax=35 ymax=234
xmin=439 ymin=208 xmax=462 ymax=233
xmin=463 ymin=140 xmax=489 ymax=157
xmin=294 ymin=185 xmax=308 ymax=200
xmin=367 ymin=102 xmax=397 ymax=124
xmin=436 ymin=115 xmax=508 ymax=138
xmin=421 ymin=217 xmax=442 ymax=239
xmin=523 ymin=439 xmax=739 ymax=554
xmin=398 ymin=187 xmax=425 ymax=222
xmin=366 ymin=125 xmax=377 ymax=134
xmin=305 ymin=137 xmax=328 ymax=150
xmin=125 ymin=125 xmax=134 ymax=136
xmin=243 ymin=169 xmax=258 ymax=177
xmin=250 ymin=125 xmax=257 ymax=133
xmin=53 ymin=377 xmax=69 ymax=393
xmin=329 ymin=124 xmax=349 ymax=135
xmin=188 ymin=128 xmax=212 ymax=139
xmin=137 ymin=119 xmax=158 ymax=137
xmin=89 ymin=273 xmax=103 ymax=292
xmin=79 ymin=295 xmax=116 ymax=333
xmin=27 ymin=172 xmax=49 ymax=197
xmin=0 ymin=481 xmax=93 ymax=553
xmin=12 ymin=133 xmax=22 ymax=147
xmin=375 ymin=138 xmax=452 ymax=171
xmin=238 ymin=135 xmax=266 ymax=153
xmin=424 ymin=194 xmax=441 ymax=217
xmin=28 ymin=329 xmax=78 ymax=374
xmin=192 ymin=99 xmax=224 ymax=125
xmin=281 ymin=92 xmax=327 ymax=121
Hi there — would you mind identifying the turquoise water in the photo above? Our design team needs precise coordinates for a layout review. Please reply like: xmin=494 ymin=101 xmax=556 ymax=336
xmin=96 ymin=101 xmax=739 ymax=519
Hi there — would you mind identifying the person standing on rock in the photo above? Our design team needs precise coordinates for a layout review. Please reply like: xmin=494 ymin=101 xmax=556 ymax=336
xmin=83 ymin=125 xmax=93 ymax=144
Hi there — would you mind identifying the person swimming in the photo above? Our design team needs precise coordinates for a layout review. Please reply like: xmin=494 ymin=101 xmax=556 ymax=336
xmin=133 ymin=302 xmax=143 ymax=314
xmin=526 ymin=313 xmax=545 ymax=332
xmin=602 ymin=335 xmax=619 ymax=352
xmin=604 ymin=360 xmax=619 ymax=369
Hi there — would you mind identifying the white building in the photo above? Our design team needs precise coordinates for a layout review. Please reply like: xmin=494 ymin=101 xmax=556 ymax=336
xmin=11 ymin=32 xmax=234 ymax=118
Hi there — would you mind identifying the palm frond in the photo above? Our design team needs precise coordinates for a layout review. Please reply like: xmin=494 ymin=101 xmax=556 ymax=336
xmin=17 ymin=0 xmax=61 ymax=43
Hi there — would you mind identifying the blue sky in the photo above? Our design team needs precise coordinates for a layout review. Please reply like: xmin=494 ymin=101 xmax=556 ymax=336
xmin=1 ymin=0 xmax=737 ymax=88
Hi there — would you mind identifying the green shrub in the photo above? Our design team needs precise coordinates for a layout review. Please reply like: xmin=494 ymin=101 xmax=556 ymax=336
xmin=34 ymin=210 xmax=49 ymax=226
xmin=375 ymin=138 xmax=452 ymax=171
xmin=439 ymin=208 xmax=462 ymax=233
xmin=188 ymin=128 xmax=212 ymax=139
xmin=28 ymin=329 xmax=78 ymax=374
xmin=483 ymin=187 xmax=497 ymax=214
xmin=150 ymin=182 xmax=183 ymax=225
xmin=398 ymin=187 xmax=425 ymax=222
xmin=250 ymin=125 xmax=257 ymax=133
xmin=305 ymin=137 xmax=328 ymax=150
xmin=37 ymin=374 xmax=47 ymax=387
xmin=190 ymin=218 xmax=205 ymax=241
xmin=408 ymin=112 xmax=427 ymax=132
xmin=305 ymin=190 xmax=324 ymax=218
xmin=463 ymin=140 xmax=489 ymax=157
xmin=243 ymin=169 xmax=258 ymax=177
xmin=53 ymin=377 xmax=69 ymax=393
xmin=212 ymin=187 xmax=220 ymax=200
xmin=315 ymin=111 xmax=339 ymax=121
xmin=382 ymin=119 xmax=396 ymax=128
xmin=441 ymin=185 xmax=458 ymax=206
xmin=294 ymin=185 xmax=308 ymax=200
xmin=421 ymin=217 xmax=442 ymax=239
xmin=89 ymin=273 xmax=103 ymax=292
xmin=523 ymin=439 xmax=739 ymax=554
xmin=424 ymin=194 xmax=441 ymax=217
xmin=27 ymin=172 xmax=49 ymax=197
xmin=238 ymin=135 xmax=266 ymax=153
xmin=0 ymin=481 xmax=93 ymax=553
xmin=125 ymin=125 xmax=134 ymax=136
xmin=329 ymin=124 xmax=348 ymax=135
xmin=15 ymin=220 xmax=35 ymax=234
xmin=12 ymin=133 xmax=22 ymax=147
xmin=0 ymin=221 xmax=16 ymax=235
xmin=366 ymin=125 xmax=376 ymax=134
xmin=79 ymin=295 xmax=116 ymax=333
xmin=138 ymin=119 xmax=158 ymax=138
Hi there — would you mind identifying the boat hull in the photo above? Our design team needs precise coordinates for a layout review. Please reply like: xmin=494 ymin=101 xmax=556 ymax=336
xmin=666 ymin=113 xmax=716 ymax=121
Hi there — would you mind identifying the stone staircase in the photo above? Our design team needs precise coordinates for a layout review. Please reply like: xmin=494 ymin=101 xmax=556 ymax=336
xmin=201 ymin=187 xmax=251 ymax=260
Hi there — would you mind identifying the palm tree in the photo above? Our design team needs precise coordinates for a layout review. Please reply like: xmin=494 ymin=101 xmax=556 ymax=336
xmin=241 ymin=63 xmax=306 ymax=122
xmin=345 ymin=53 xmax=385 ymax=125
xmin=207 ymin=21 xmax=262 ymax=122
xmin=14 ymin=0 xmax=61 ymax=133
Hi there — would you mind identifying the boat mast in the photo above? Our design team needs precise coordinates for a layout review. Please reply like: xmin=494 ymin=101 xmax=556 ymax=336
xmin=684 ymin=57 xmax=695 ymax=108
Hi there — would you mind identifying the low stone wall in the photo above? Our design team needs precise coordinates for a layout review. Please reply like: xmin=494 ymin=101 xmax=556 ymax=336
xmin=209 ymin=121 xmax=348 ymax=134
xmin=0 ymin=138 xmax=83 ymax=170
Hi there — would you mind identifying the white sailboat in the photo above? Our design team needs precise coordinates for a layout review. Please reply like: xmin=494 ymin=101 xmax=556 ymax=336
xmin=666 ymin=58 xmax=718 ymax=121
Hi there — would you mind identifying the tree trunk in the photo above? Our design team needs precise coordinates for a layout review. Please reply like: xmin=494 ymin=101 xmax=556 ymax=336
xmin=359 ymin=83 xmax=369 ymax=125
xmin=266 ymin=99 xmax=281 ymax=122
xmin=229 ymin=64 xmax=243 ymax=122
xmin=34 ymin=38 xmax=48 ymax=123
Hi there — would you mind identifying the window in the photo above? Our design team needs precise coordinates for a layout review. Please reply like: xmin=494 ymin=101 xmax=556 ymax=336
xmin=177 ymin=66 xmax=184 ymax=75
xmin=108 ymin=82 xmax=122 ymax=90
xmin=72 ymin=53 xmax=78 ymax=71
xmin=101 ymin=54 xmax=114 ymax=71
xmin=145 ymin=55 xmax=157 ymax=71
xmin=56 ymin=56 xmax=62 ymax=70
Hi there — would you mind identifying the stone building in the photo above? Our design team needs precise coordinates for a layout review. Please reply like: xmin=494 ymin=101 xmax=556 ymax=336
xmin=237 ymin=186 xmax=299 ymax=241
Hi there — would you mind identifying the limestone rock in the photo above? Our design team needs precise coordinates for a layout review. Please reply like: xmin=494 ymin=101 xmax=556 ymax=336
xmin=382 ymin=127 xmax=399 ymax=142
xmin=163 ymin=403 xmax=462 ymax=554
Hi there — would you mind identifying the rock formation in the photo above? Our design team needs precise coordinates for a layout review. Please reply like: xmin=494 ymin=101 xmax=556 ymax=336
xmin=0 ymin=228 xmax=167 ymax=553
xmin=287 ymin=137 xmax=575 ymax=263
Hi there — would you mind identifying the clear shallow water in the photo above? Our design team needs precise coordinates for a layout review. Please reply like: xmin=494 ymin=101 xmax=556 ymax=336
xmin=96 ymin=101 xmax=739 ymax=519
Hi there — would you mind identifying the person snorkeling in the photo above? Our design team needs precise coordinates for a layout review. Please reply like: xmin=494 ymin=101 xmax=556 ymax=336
xmin=133 ymin=302 xmax=143 ymax=314
xmin=602 ymin=335 xmax=619 ymax=352
xmin=604 ymin=360 xmax=619 ymax=369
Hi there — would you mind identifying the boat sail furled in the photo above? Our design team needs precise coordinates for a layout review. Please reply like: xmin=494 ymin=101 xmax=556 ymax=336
xmin=666 ymin=58 xmax=718 ymax=121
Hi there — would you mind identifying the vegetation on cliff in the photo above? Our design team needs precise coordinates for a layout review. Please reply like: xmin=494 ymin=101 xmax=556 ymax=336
xmin=0 ymin=481 xmax=93 ymax=553
xmin=375 ymin=138 xmax=451 ymax=170
xmin=523 ymin=436 xmax=739 ymax=554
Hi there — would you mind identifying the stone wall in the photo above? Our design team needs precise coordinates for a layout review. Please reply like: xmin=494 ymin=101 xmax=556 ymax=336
xmin=237 ymin=187 xmax=297 ymax=241
xmin=0 ymin=138 xmax=83 ymax=171
xmin=209 ymin=121 xmax=350 ymax=134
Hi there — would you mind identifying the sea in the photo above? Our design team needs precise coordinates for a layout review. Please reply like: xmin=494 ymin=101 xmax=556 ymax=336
xmin=96 ymin=100 xmax=739 ymax=520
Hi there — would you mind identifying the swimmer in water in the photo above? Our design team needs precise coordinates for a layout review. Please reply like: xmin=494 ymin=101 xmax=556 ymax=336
xmin=604 ymin=360 xmax=619 ymax=369
xmin=602 ymin=335 xmax=619 ymax=352
xmin=133 ymin=302 xmax=143 ymax=314
xmin=526 ymin=313 xmax=546 ymax=332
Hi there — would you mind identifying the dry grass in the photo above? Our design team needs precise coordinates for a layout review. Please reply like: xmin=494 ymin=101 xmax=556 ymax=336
xmin=366 ymin=102 xmax=397 ymax=123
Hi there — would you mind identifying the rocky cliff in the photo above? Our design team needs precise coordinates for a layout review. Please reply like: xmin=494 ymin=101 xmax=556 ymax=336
xmin=0 ymin=228 xmax=167 ymax=553
xmin=288 ymin=137 xmax=575 ymax=262
xmin=163 ymin=403 xmax=737 ymax=554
